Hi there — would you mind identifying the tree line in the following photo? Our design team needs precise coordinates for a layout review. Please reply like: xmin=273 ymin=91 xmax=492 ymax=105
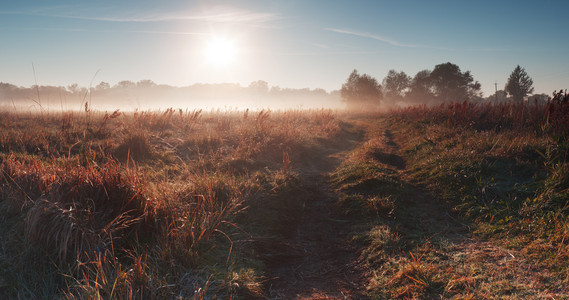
xmin=0 ymin=80 xmax=340 ymax=110
xmin=340 ymin=62 xmax=537 ymax=109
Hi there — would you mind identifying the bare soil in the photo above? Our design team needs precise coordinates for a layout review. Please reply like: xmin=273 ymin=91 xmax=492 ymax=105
xmin=264 ymin=175 xmax=366 ymax=299
xmin=261 ymin=130 xmax=368 ymax=299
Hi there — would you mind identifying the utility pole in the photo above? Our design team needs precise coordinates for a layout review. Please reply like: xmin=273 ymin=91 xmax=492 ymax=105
xmin=495 ymin=81 xmax=498 ymax=102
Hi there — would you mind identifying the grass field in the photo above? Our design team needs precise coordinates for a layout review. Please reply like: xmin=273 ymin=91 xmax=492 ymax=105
xmin=1 ymin=92 xmax=569 ymax=299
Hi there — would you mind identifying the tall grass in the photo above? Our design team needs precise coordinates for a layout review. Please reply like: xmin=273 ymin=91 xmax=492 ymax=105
xmin=328 ymin=94 xmax=569 ymax=297
xmin=0 ymin=108 xmax=341 ymax=298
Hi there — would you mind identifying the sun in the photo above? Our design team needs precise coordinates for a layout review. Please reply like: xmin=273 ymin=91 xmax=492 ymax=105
xmin=204 ymin=37 xmax=237 ymax=67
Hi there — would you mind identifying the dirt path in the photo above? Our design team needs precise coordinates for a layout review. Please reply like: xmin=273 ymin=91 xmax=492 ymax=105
xmin=262 ymin=129 xmax=368 ymax=299
xmin=265 ymin=174 xmax=365 ymax=299
xmin=259 ymin=123 xmax=568 ymax=298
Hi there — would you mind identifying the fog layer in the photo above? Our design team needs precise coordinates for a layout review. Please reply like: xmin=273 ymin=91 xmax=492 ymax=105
xmin=0 ymin=81 xmax=342 ymax=111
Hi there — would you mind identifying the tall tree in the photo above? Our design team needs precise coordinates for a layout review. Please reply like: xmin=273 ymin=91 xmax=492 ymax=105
xmin=340 ymin=69 xmax=382 ymax=110
xmin=505 ymin=65 xmax=534 ymax=102
xmin=248 ymin=80 xmax=269 ymax=94
xmin=95 ymin=81 xmax=110 ymax=90
xmin=429 ymin=62 xmax=481 ymax=102
xmin=407 ymin=69 xmax=435 ymax=104
xmin=137 ymin=80 xmax=157 ymax=88
xmin=382 ymin=70 xmax=411 ymax=102
xmin=115 ymin=80 xmax=135 ymax=89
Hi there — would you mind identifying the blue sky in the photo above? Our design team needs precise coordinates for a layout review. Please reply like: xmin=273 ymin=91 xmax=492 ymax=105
xmin=1 ymin=0 xmax=568 ymax=96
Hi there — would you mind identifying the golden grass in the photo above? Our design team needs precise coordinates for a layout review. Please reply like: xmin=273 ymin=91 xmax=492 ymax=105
xmin=2 ymin=99 xmax=568 ymax=298
xmin=0 ymin=108 xmax=341 ymax=298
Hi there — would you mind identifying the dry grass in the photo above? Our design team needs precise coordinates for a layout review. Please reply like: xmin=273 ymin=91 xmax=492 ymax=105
xmin=332 ymin=99 xmax=569 ymax=298
xmin=2 ymin=99 xmax=568 ymax=298
xmin=0 ymin=108 xmax=341 ymax=298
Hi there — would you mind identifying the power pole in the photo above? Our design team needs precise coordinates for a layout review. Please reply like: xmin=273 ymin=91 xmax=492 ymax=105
xmin=495 ymin=81 xmax=498 ymax=102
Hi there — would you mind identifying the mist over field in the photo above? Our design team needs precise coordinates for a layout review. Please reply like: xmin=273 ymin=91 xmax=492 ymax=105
xmin=0 ymin=81 xmax=342 ymax=111
xmin=0 ymin=62 xmax=552 ymax=113
xmin=2 ymin=0 xmax=569 ymax=298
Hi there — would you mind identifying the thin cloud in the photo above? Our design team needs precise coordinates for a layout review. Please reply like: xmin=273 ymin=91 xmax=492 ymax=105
xmin=278 ymin=50 xmax=379 ymax=56
xmin=327 ymin=28 xmax=506 ymax=52
xmin=0 ymin=8 xmax=281 ymax=24
xmin=326 ymin=28 xmax=455 ymax=50
xmin=15 ymin=27 xmax=208 ymax=36
xmin=311 ymin=43 xmax=330 ymax=49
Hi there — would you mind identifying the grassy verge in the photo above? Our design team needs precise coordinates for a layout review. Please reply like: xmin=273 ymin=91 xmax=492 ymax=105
xmin=332 ymin=98 xmax=569 ymax=298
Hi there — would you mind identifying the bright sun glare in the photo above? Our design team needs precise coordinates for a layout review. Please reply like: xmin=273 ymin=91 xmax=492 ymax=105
xmin=204 ymin=37 xmax=237 ymax=67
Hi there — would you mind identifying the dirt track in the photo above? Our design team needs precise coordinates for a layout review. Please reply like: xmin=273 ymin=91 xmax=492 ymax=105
xmin=262 ymin=128 xmax=366 ymax=299
xmin=261 ymin=122 xmax=568 ymax=299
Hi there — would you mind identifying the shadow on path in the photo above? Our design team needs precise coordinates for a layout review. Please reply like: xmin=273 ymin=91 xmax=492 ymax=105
xmin=257 ymin=122 xmax=368 ymax=299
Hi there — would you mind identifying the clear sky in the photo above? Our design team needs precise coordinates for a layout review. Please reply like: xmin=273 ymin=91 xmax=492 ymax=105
xmin=1 ymin=0 xmax=568 ymax=96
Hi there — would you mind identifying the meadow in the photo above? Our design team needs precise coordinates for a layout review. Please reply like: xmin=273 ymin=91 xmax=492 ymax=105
xmin=1 ymin=91 xmax=568 ymax=299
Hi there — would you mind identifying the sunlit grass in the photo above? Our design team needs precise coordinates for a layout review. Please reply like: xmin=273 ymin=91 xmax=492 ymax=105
xmin=0 ymin=108 xmax=342 ymax=298
xmin=331 ymin=98 xmax=569 ymax=298
xmin=2 ymin=96 xmax=569 ymax=298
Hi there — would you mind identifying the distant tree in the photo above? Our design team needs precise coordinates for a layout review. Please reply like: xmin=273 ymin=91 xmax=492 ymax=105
xmin=95 ymin=81 xmax=110 ymax=90
xmin=486 ymin=89 xmax=509 ymax=103
xmin=67 ymin=83 xmax=80 ymax=94
xmin=505 ymin=65 xmax=534 ymax=103
xmin=115 ymin=80 xmax=136 ymax=89
xmin=382 ymin=70 xmax=411 ymax=102
xmin=248 ymin=80 xmax=269 ymax=94
xmin=0 ymin=82 xmax=19 ymax=99
xmin=312 ymin=88 xmax=328 ymax=95
xmin=429 ymin=62 xmax=481 ymax=102
xmin=0 ymin=82 xmax=18 ymax=91
xmin=407 ymin=69 xmax=435 ymax=104
xmin=137 ymin=80 xmax=156 ymax=88
xmin=340 ymin=69 xmax=382 ymax=110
